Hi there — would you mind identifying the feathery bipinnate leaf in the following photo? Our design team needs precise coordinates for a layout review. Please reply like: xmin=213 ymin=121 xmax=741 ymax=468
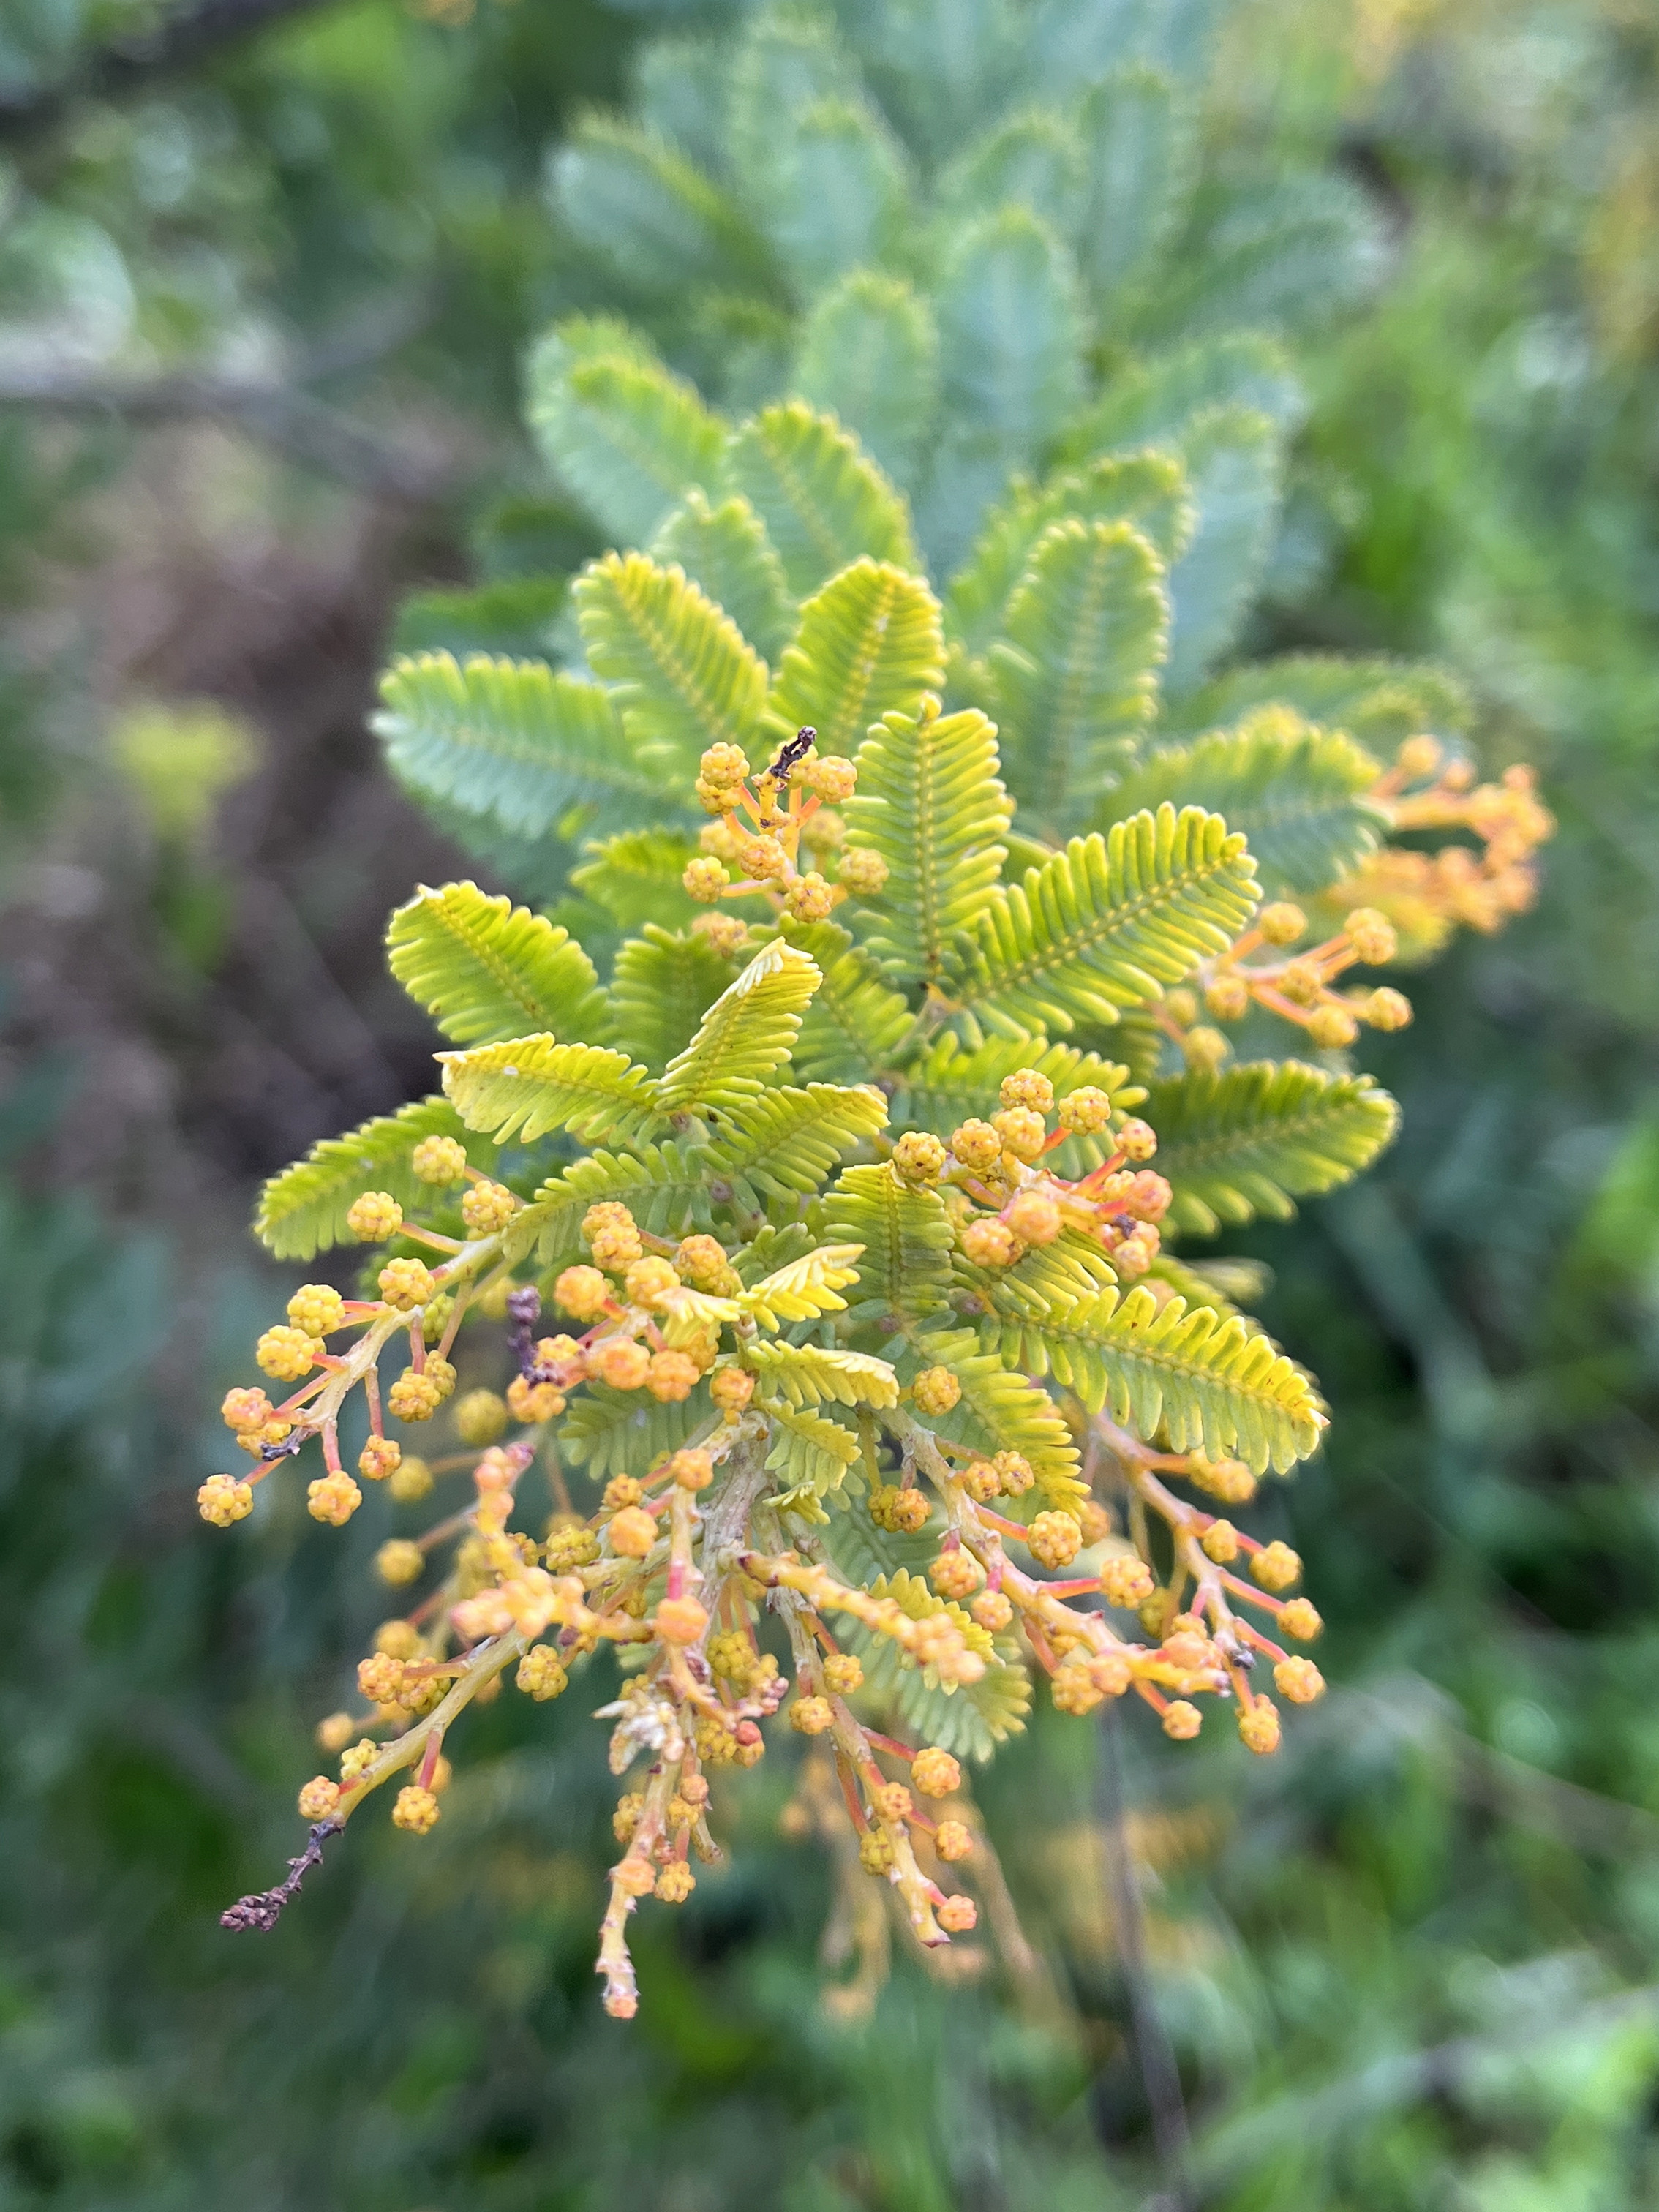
xmin=255 ymin=1099 xmax=494 ymax=1262
xmin=650 ymin=491 xmax=795 ymax=667
xmin=824 ymin=1165 xmax=956 ymax=1326
xmin=780 ymin=921 xmax=916 ymax=1085
xmin=739 ymin=1246 xmax=865 ymax=1330
xmin=770 ymin=559 xmax=945 ymax=759
xmin=890 ymin=1034 xmax=1140 ymax=1171
xmin=560 ymin=1382 xmax=710 ymax=1481
xmin=850 ymin=1568 xmax=1032 ymax=1759
xmin=1163 ymin=404 xmax=1284 ymax=696
xmin=527 ymin=345 xmax=725 ymax=548
xmin=1173 ymin=652 xmax=1474 ymax=749
xmin=386 ymin=881 xmax=609 ymax=1047
xmin=761 ymin=96 xmax=911 ymax=293
xmin=573 ymin=552 xmax=769 ymax=786
xmin=609 ymin=925 xmax=740 ymax=1075
xmin=1073 ymin=67 xmax=1195 ymax=307
xmin=986 ymin=519 xmax=1168 ymax=825
xmin=794 ymin=271 xmax=939 ymax=494
xmin=945 ymin=450 xmax=1193 ymax=658
xmin=845 ymin=701 xmax=1012 ymax=983
xmin=906 ymin=1327 xmax=1086 ymax=1513
xmin=1104 ymin=712 xmax=1387 ymax=895
xmin=1143 ymin=1061 xmax=1400 ymax=1236
xmin=761 ymin=1401 xmax=863 ymax=1512
xmin=986 ymin=1286 xmax=1325 ymax=1473
xmin=743 ymin=1341 xmax=900 ymax=1410
xmin=947 ymin=802 xmax=1259 ymax=1037
xmin=1059 ymin=331 xmax=1306 ymax=465
xmin=935 ymin=204 xmax=1084 ymax=464
xmin=375 ymin=654 xmax=658 ymax=841
xmin=941 ymin=106 xmax=1080 ymax=239
xmin=725 ymin=5 xmax=857 ymax=207
xmin=549 ymin=115 xmax=770 ymax=299
xmin=1154 ymin=169 xmax=1385 ymax=342
xmin=721 ymin=402 xmax=917 ymax=600
xmin=440 ymin=1037 xmax=666 ymax=1148
xmin=569 ymin=830 xmax=704 ymax=933
xmin=657 ymin=938 xmax=821 ymax=1113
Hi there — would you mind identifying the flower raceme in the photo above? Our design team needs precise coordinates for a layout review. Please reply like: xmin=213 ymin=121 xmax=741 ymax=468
xmin=215 ymin=584 xmax=1546 ymax=2018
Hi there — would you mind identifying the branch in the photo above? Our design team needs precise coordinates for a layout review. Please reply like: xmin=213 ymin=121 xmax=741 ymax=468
xmin=0 ymin=0 xmax=339 ymax=149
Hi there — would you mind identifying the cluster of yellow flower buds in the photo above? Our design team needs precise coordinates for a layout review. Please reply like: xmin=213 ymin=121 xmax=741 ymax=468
xmin=681 ymin=731 xmax=889 ymax=925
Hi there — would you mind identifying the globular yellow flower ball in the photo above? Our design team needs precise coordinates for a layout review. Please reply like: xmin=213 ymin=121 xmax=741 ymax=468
xmin=1364 ymin=987 xmax=1412 ymax=1031
xmin=929 ymin=1548 xmax=981 ymax=1599
xmin=1258 ymin=901 xmax=1306 ymax=946
xmin=1344 ymin=907 xmax=1398 ymax=966
xmin=1053 ymin=1665 xmax=1105 ymax=1715
xmin=912 ymin=1748 xmax=961 ymax=1798
xmin=1251 ymin=1540 xmax=1301 ymax=1592
xmin=307 ymin=1472 xmax=362 ymax=1527
xmin=298 ymin=1776 xmax=342 ymax=1821
xmin=999 ymin=1069 xmax=1054 ymax=1113
xmin=1116 ymin=1118 xmax=1158 ymax=1162
xmin=911 ymin=1366 xmax=961 ymax=1415
xmin=1100 ymin=1554 xmax=1156 ymax=1610
xmin=624 ymin=1255 xmax=680 ymax=1310
xmin=1004 ymin=1189 xmax=1061 ymax=1246
xmin=710 ymin=1367 xmax=755 ymax=1415
xmin=991 ymin=1105 xmax=1047 ymax=1161
xmin=824 ymin=1653 xmax=864 ymax=1695
xmin=669 ymin=1447 xmax=714 ymax=1491
xmin=873 ymin=1782 xmax=912 ymax=1824
xmin=375 ymin=1539 xmax=425 ymax=1587
xmin=1186 ymin=1453 xmax=1257 ymax=1505
xmin=674 ymin=1234 xmax=732 ymax=1290
xmin=516 ymin=1646 xmax=568 ymax=1701
xmin=1162 ymin=1701 xmax=1203 ymax=1741
xmin=554 ymin=1264 xmax=611 ymax=1320
xmin=461 ymin=1180 xmax=517 ymax=1236
xmin=859 ymin=1829 xmax=895 ymax=1874
xmin=936 ymin=1895 xmax=977 ymax=1933
xmin=221 ymin=1385 xmax=273 ymax=1433
xmin=892 ymin=1130 xmax=948 ymax=1186
xmin=392 ymin=1784 xmax=441 ymax=1834
xmin=346 ymin=1190 xmax=403 ymax=1241
xmin=507 ymin=1375 xmax=565 ymax=1424
xmin=961 ymin=1217 xmax=1018 ymax=1268
xmin=388 ymin=1370 xmax=442 ymax=1422
xmin=590 ymin=1338 xmax=651 ymax=1391
xmin=609 ymin=1505 xmax=658 ymax=1558
xmin=803 ymin=753 xmax=857 ymax=802
xmin=388 ymin=1453 xmax=433 ymax=1503
xmin=453 ymin=1388 xmax=508 ymax=1446
xmin=655 ymin=1862 xmax=696 ymax=1903
xmin=358 ymin=1434 xmax=402 ymax=1483
xmin=1307 ymin=1002 xmax=1359 ymax=1049
xmin=785 ymin=871 xmax=836 ymax=922
xmin=1238 ymin=1698 xmax=1282 ymax=1755
xmin=1056 ymin=1085 xmax=1113 ymax=1133
xmin=287 ymin=1284 xmax=345 ymax=1339
xmin=737 ymin=833 xmax=788 ymax=882
xmin=683 ymin=854 xmax=731 ymax=902
xmin=1204 ymin=973 xmax=1250 ymax=1021
xmin=1200 ymin=1518 xmax=1239 ymax=1564
xmin=412 ymin=1134 xmax=467 ymax=1185
xmin=838 ymin=846 xmax=889 ymax=896
xmin=378 ymin=1256 xmax=434 ymax=1312
xmin=1274 ymin=1658 xmax=1325 ymax=1704
xmin=991 ymin=1451 xmax=1036 ymax=1496
xmin=654 ymin=1596 xmax=708 ymax=1644
xmin=647 ymin=1349 xmax=699 ymax=1402
xmin=936 ymin=1819 xmax=973 ymax=1862
xmin=1277 ymin=1598 xmax=1323 ymax=1641
xmin=198 ymin=1473 xmax=253 ymax=1526
xmin=790 ymin=1696 xmax=835 ymax=1736
xmin=971 ymin=1589 xmax=1013 ymax=1633
xmin=1028 ymin=1510 xmax=1083 ymax=1570
xmin=316 ymin=1711 xmax=356 ymax=1754
xmin=256 ymin=1325 xmax=315 ymax=1382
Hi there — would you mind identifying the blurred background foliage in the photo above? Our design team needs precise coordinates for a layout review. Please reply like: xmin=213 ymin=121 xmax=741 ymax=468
xmin=3 ymin=1 xmax=1659 ymax=2207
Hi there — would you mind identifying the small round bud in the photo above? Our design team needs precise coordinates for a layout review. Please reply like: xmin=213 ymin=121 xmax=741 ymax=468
xmin=1204 ymin=973 xmax=1250 ymax=1020
xmin=991 ymin=1451 xmax=1035 ymax=1497
xmin=960 ymin=1217 xmax=1017 ymax=1268
xmin=1004 ymin=1189 xmax=1061 ymax=1246
xmin=1115 ymin=1118 xmax=1158 ymax=1162
xmin=1238 ymin=1698 xmax=1282 ymax=1755
xmin=801 ymin=805 xmax=845 ymax=852
xmin=790 ymin=1696 xmax=835 ymax=1736
xmin=892 ymin=1130 xmax=949 ymax=1186
xmin=785 ymin=870 xmax=836 ymax=922
xmin=1278 ymin=960 xmax=1324 ymax=1007
xmin=1056 ymin=1086 xmax=1112 ymax=1135
xmin=392 ymin=1784 xmax=441 ymax=1834
xmin=824 ymin=1653 xmax=864 ymax=1695
xmin=609 ymin=1505 xmax=658 ymax=1558
xmin=1162 ymin=1701 xmax=1203 ymax=1741
xmin=655 ymin=1862 xmax=696 ymax=1903
xmin=287 ymin=1283 xmax=345 ymax=1339
xmin=683 ymin=856 xmax=731 ymax=902
xmin=1274 ymin=1657 xmax=1325 ymax=1704
xmin=1199 ymin=1519 xmax=1239 ymax=1564
xmin=453 ymin=1388 xmax=508 ymax=1447
xmin=298 ymin=1776 xmax=341 ymax=1821
xmin=221 ymin=1385 xmax=274 ymax=1434
xmin=911 ymin=1366 xmax=961 ymax=1415
xmin=1258 ymin=902 xmax=1306 ymax=946
xmin=991 ymin=1105 xmax=1047 ymax=1162
xmin=950 ymin=1118 xmax=1004 ymax=1171
xmin=554 ymin=1264 xmax=611 ymax=1320
xmin=256 ymin=1325 xmax=315 ymax=1382
xmin=710 ymin=1366 xmax=755 ymax=1415
xmin=1251 ymin=1540 xmax=1301 ymax=1592
xmin=505 ymin=1375 xmax=565 ymax=1423
xmin=375 ymin=1539 xmax=425 ymax=1586
xmin=346 ymin=1191 xmax=403 ymax=1241
xmin=1122 ymin=1170 xmax=1172 ymax=1224
xmin=1053 ymin=1663 xmax=1104 ymax=1714
xmin=603 ymin=1475 xmax=643 ymax=1512
xmin=1186 ymin=1453 xmax=1257 ymax=1505
xmin=669 ymin=1447 xmax=715 ymax=1491
xmin=198 ymin=1473 xmax=253 ymax=1527
xmin=307 ymin=1472 xmax=362 ymax=1527
xmin=888 ymin=1486 xmax=932 ymax=1532
xmin=353 ymin=1435 xmax=399 ymax=1484
xmin=388 ymin=1370 xmax=440 ymax=1422
xmin=959 ymin=1460 xmax=1001 ymax=1502
xmin=999 ymin=1069 xmax=1055 ymax=1113
xmin=1184 ymin=1025 xmax=1229 ymax=1071
xmin=859 ymin=1829 xmax=895 ymax=1874
xmin=935 ymin=1819 xmax=973 ymax=1862
xmin=1343 ymin=907 xmax=1397 ymax=965
xmin=1307 ymin=1002 xmax=1359 ymax=1049
xmin=691 ymin=911 xmax=750 ymax=958
xmin=378 ymin=1256 xmax=434 ymax=1312
xmin=674 ymin=1235 xmax=734 ymax=1291
xmin=1100 ymin=1554 xmax=1156 ymax=1609
xmin=388 ymin=1453 xmax=433 ymax=1503
xmin=623 ymin=1256 xmax=680 ymax=1311
xmin=1363 ymin=986 xmax=1412 ymax=1031
xmin=803 ymin=753 xmax=857 ymax=802
xmin=654 ymin=1595 xmax=708 ymax=1644
xmin=316 ymin=1711 xmax=355 ymax=1755
xmin=699 ymin=742 xmax=750 ymax=790
xmin=912 ymin=1748 xmax=960 ymax=1798
xmin=461 ymin=1180 xmax=518 ymax=1236
xmin=929 ymin=1547 xmax=982 ymax=1599
xmin=1277 ymin=1598 xmax=1323 ymax=1641
xmin=1397 ymin=733 xmax=1442 ymax=779
xmin=737 ymin=834 xmax=788 ymax=883
xmin=591 ymin=1338 xmax=651 ymax=1391
xmin=583 ymin=1203 xmax=642 ymax=1272
xmin=1027 ymin=1510 xmax=1083 ymax=1570
xmin=838 ymin=846 xmax=889 ymax=896
xmin=971 ymin=1589 xmax=1013 ymax=1633
xmin=936 ymin=1894 xmax=977 ymax=1933
xmin=413 ymin=1134 xmax=468 ymax=1185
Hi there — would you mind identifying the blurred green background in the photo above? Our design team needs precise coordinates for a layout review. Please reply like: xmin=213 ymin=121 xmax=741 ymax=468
xmin=3 ymin=1 xmax=1658 ymax=2205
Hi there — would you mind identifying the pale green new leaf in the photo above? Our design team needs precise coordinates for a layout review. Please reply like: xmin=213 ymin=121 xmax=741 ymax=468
xmin=721 ymin=401 xmax=918 ymax=599
xmin=522 ymin=1141 xmax=710 ymax=1263
xmin=985 ymin=1284 xmax=1325 ymax=1472
xmin=255 ymin=1099 xmax=494 ymax=1262
xmin=1171 ymin=653 xmax=1474 ymax=748
xmin=762 ymin=1401 xmax=863 ymax=1514
xmin=935 ymin=205 xmax=1084 ymax=462
xmin=1074 ymin=67 xmax=1195 ymax=306
xmin=1143 ymin=1061 xmax=1399 ymax=1235
xmin=945 ymin=451 xmax=1193 ymax=658
xmin=740 ymin=1245 xmax=865 ymax=1330
xmin=844 ymin=702 xmax=1012 ymax=982
xmin=375 ymin=653 xmax=659 ymax=840
xmin=569 ymin=830 xmax=704 ymax=932
xmin=947 ymin=803 xmax=1259 ymax=1036
xmin=823 ymin=1164 xmax=955 ymax=1323
xmin=745 ymin=1341 xmax=899 ymax=1410
xmin=609 ymin=925 xmax=740 ymax=1074
xmin=386 ymin=881 xmax=609 ymax=1046
xmin=527 ymin=347 xmax=725 ymax=547
xmin=1104 ymin=713 xmax=1385 ymax=894
xmin=770 ymin=559 xmax=945 ymax=759
xmin=986 ymin=519 xmax=1168 ymax=825
xmin=782 ymin=921 xmax=915 ymax=1084
xmin=707 ymin=1083 xmax=889 ymax=1208
xmin=1163 ymin=405 xmax=1284 ymax=696
xmin=650 ymin=490 xmax=794 ymax=666
xmin=573 ymin=551 xmax=770 ymax=784
xmin=657 ymin=938 xmax=821 ymax=1113
xmin=794 ymin=270 xmax=939 ymax=494
xmin=439 ymin=1037 xmax=666 ymax=1147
